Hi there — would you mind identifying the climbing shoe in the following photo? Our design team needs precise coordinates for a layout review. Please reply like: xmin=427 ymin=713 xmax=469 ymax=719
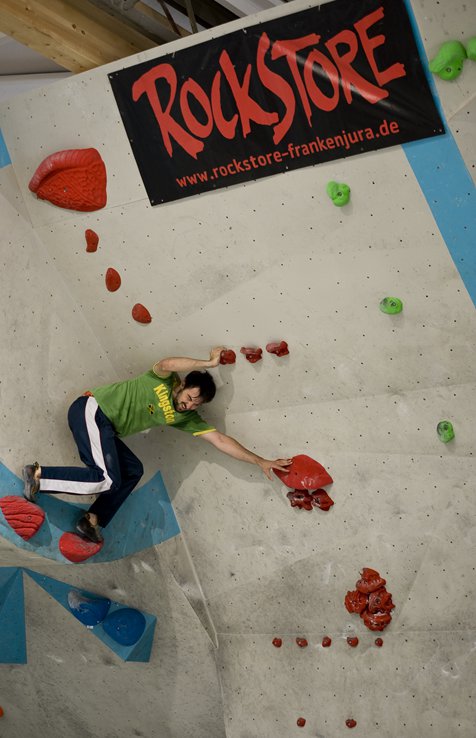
xmin=22 ymin=463 xmax=41 ymax=503
xmin=76 ymin=513 xmax=104 ymax=543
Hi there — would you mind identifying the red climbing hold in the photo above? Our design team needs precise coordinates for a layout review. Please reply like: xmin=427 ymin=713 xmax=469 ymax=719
xmin=361 ymin=609 xmax=392 ymax=632
xmin=85 ymin=229 xmax=99 ymax=252
xmin=344 ymin=590 xmax=368 ymax=614
xmin=368 ymin=588 xmax=395 ymax=614
xmin=272 ymin=638 xmax=282 ymax=648
xmin=287 ymin=489 xmax=314 ymax=511
xmin=346 ymin=636 xmax=359 ymax=648
xmin=29 ymin=148 xmax=107 ymax=212
xmin=322 ymin=636 xmax=332 ymax=647
xmin=0 ymin=496 xmax=45 ymax=541
xmin=375 ymin=638 xmax=384 ymax=647
xmin=266 ymin=341 xmax=289 ymax=357
xmin=275 ymin=454 xmax=333 ymax=490
xmin=105 ymin=267 xmax=121 ymax=292
xmin=346 ymin=718 xmax=357 ymax=728
xmin=240 ymin=347 xmax=262 ymax=363
xmin=59 ymin=532 xmax=103 ymax=563
xmin=296 ymin=637 xmax=308 ymax=648
xmin=220 ymin=349 xmax=236 ymax=365
xmin=311 ymin=489 xmax=334 ymax=511
xmin=297 ymin=717 xmax=306 ymax=727
xmin=356 ymin=568 xmax=386 ymax=594
xmin=132 ymin=303 xmax=152 ymax=324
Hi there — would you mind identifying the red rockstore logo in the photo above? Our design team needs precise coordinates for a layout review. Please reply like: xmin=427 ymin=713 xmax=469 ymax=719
xmin=131 ymin=7 xmax=406 ymax=160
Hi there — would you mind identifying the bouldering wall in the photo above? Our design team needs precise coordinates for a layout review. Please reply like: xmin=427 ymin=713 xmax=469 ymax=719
xmin=0 ymin=0 xmax=475 ymax=736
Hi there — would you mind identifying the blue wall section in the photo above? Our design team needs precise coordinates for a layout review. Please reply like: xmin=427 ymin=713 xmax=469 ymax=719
xmin=404 ymin=0 xmax=476 ymax=306
xmin=0 ymin=462 xmax=180 ymax=563
xmin=0 ymin=129 xmax=11 ymax=167
xmin=0 ymin=568 xmax=26 ymax=663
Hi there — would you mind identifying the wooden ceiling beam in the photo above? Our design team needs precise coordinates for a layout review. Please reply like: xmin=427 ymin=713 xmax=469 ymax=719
xmin=0 ymin=0 xmax=159 ymax=73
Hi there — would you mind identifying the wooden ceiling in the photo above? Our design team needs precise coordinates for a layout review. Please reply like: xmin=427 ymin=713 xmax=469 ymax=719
xmin=0 ymin=0 xmax=283 ymax=74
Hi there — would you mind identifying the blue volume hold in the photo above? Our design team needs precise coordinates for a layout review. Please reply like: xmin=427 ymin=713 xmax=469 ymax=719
xmin=102 ymin=607 xmax=146 ymax=646
xmin=67 ymin=590 xmax=111 ymax=626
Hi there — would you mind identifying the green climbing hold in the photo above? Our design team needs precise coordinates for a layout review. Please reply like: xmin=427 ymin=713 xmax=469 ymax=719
xmin=379 ymin=297 xmax=403 ymax=315
xmin=437 ymin=421 xmax=455 ymax=443
xmin=466 ymin=37 xmax=476 ymax=62
xmin=326 ymin=181 xmax=350 ymax=207
xmin=429 ymin=40 xmax=466 ymax=80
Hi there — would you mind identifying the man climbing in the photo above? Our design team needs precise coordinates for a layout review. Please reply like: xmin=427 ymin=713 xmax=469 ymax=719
xmin=22 ymin=347 xmax=291 ymax=543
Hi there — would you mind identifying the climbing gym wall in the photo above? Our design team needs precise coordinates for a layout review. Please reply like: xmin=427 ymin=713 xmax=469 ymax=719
xmin=0 ymin=0 xmax=475 ymax=737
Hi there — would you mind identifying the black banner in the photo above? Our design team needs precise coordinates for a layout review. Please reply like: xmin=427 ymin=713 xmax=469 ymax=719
xmin=109 ymin=0 xmax=444 ymax=205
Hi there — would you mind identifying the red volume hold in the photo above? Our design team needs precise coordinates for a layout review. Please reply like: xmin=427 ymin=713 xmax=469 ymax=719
xmin=275 ymin=454 xmax=333 ymax=490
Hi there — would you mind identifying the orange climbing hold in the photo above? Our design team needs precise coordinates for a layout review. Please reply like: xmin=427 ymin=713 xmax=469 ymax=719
xmin=29 ymin=148 xmax=107 ymax=212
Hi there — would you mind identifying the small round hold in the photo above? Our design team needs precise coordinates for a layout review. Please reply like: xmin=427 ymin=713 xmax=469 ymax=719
xmin=296 ymin=637 xmax=308 ymax=648
xmin=0 ymin=706 xmax=4 ymax=717
xmin=322 ymin=636 xmax=332 ymax=647
xmin=327 ymin=180 xmax=350 ymax=206
xmin=375 ymin=637 xmax=384 ymax=647
xmin=272 ymin=637 xmax=282 ymax=648
xmin=347 ymin=636 xmax=359 ymax=648
xmin=379 ymin=297 xmax=403 ymax=314
xmin=297 ymin=717 xmax=306 ymax=727
xmin=437 ymin=420 xmax=455 ymax=443
xmin=346 ymin=718 xmax=357 ymax=728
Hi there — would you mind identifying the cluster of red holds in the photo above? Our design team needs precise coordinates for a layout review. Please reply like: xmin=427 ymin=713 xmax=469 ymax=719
xmin=345 ymin=568 xmax=395 ymax=631
xmin=230 ymin=341 xmax=289 ymax=364
xmin=274 ymin=455 xmax=334 ymax=512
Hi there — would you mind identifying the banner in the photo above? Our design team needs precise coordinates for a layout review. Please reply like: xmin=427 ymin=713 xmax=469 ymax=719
xmin=109 ymin=0 xmax=444 ymax=205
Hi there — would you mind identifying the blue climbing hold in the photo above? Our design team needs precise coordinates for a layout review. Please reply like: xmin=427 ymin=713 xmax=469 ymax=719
xmin=102 ymin=607 xmax=146 ymax=646
xmin=67 ymin=590 xmax=111 ymax=626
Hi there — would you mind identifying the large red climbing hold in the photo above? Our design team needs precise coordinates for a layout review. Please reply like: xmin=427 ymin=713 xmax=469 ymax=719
xmin=240 ymin=347 xmax=263 ymax=363
xmin=29 ymin=148 xmax=107 ymax=211
xmin=275 ymin=454 xmax=333 ymax=490
xmin=220 ymin=349 xmax=236 ymax=365
xmin=105 ymin=267 xmax=121 ymax=292
xmin=356 ymin=568 xmax=386 ymax=594
xmin=0 ymin=496 xmax=45 ymax=541
xmin=59 ymin=532 xmax=103 ymax=563
xmin=85 ymin=229 xmax=99 ymax=252
xmin=361 ymin=609 xmax=392 ymax=632
xmin=311 ymin=489 xmax=334 ymax=511
xmin=368 ymin=588 xmax=395 ymax=614
xmin=345 ymin=590 xmax=368 ymax=614
xmin=132 ymin=303 xmax=152 ymax=324
xmin=266 ymin=341 xmax=289 ymax=357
